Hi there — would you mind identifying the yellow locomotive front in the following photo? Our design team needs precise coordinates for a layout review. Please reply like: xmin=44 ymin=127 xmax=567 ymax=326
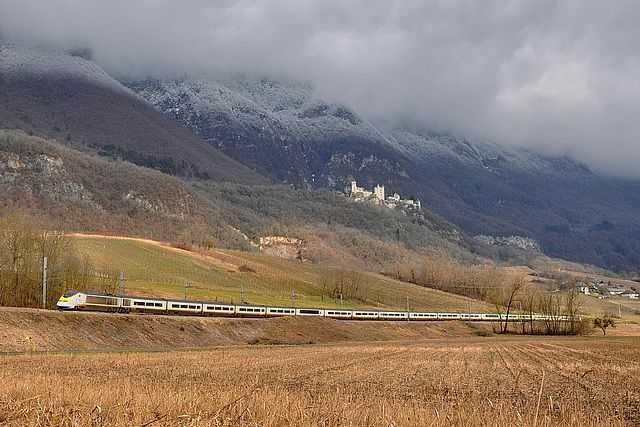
xmin=56 ymin=290 xmax=86 ymax=310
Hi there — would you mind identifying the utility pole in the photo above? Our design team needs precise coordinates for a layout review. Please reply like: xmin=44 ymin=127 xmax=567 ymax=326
xmin=340 ymin=294 xmax=343 ymax=309
xmin=184 ymin=279 xmax=187 ymax=300
xmin=120 ymin=271 xmax=123 ymax=295
xmin=468 ymin=298 xmax=471 ymax=323
xmin=292 ymin=290 xmax=295 ymax=307
xmin=241 ymin=285 xmax=244 ymax=304
xmin=42 ymin=257 xmax=47 ymax=309
xmin=407 ymin=297 xmax=410 ymax=322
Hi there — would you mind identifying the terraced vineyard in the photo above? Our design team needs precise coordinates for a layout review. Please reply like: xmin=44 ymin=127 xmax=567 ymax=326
xmin=72 ymin=235 xmax=489 ymax=312
xmin=2 ymin=337 xmax=639 ymax=425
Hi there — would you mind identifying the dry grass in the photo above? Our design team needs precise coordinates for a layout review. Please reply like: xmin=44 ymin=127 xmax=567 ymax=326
xmin=1 ymin=337 xmax=639 ymax=426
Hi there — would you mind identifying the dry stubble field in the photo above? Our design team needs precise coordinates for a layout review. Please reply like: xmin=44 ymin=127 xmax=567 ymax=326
xmin=1 ymin=337 xmax=640 ymax=426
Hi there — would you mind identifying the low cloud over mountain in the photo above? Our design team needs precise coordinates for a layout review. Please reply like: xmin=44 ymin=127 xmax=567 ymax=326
xmin=1 ymin=1 xmax=640 ymax=178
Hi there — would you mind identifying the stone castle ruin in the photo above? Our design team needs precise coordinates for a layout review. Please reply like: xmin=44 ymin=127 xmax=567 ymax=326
xmin=348 ymin=181 xmax=421 ymax=211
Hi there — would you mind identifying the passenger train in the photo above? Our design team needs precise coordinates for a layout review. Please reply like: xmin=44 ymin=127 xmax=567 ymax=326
xmin=57 ymin=290 xmax=571 ymax=322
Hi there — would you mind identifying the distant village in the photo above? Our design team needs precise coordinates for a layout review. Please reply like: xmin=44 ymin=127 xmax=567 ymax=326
xmin=576 ymin=280 xmax=638 ymax=300
xmin=347 ymin=181 xmax=421 ymax=212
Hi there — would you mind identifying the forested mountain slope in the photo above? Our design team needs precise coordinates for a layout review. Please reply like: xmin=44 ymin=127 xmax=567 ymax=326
xmin=128 ymin=76 xmax=640 ymax=274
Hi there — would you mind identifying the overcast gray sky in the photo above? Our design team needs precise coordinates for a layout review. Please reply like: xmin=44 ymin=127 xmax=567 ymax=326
xmin=1 ymin=1 xmax=639 ymax=178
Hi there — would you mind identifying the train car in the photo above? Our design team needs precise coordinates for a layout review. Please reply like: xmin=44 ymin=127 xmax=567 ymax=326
xmin=352 ymin=310 xmax=378 ymax=320
xmin=324 ymin=309 xmax=353 ymax=319
xmin=202 ymin=302 xmax=236 ymax=317
xmin=57 ymin=290 xmax=122 ymax=312
xmin=122 ymin=296 xmax=167 ymax=313
xmin=166 ymin=300 xmax=203 ymax=315
xmin=460 ymin=313 xmax=483 ymax=321
xmin=267 ymin=306 xmax=296 ymax=317
xmin=409 ymin=312 xmax=438 ymax=320
xmin=235 ymin=304 xmax=266 ymax=317
xmin=438 ymin=313 xmax=461 ymax=320
xmin=481 ymin=313 xmax=500 ymax=321
xmin=295 ymin=308 xmax=325 ymax=317
xmin=378 ymin=310 xmax=408 ymax=320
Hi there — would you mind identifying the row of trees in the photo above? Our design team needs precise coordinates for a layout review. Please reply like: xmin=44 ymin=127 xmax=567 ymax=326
xmin=387 ymin=257 xmax=587 ymax=335
xmin=495 ymin=284 xmax=585 ymax=335
xmin=385 ymin=258 xmax=505 ymax=302
xmin=0 ymin=215 xmax=96 ymax=309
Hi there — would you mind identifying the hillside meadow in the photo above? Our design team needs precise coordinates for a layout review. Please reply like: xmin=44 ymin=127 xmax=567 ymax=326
xmin=70 ymin=234 xmax=490 ymax=312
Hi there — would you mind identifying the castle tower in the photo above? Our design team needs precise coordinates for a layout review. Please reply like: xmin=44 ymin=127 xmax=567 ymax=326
xmin=374 ymin=184 xmax=385 ymax=201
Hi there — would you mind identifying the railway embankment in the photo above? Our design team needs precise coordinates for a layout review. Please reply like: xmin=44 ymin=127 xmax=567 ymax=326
xmin=0 ymin=307 xmax=483 ymax=353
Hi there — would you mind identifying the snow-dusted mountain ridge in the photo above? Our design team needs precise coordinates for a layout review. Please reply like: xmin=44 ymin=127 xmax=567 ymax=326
xmin=126 ymin=75 xmax=594 ymax=183
xmin=0 ymin=43 xmax=132 ymax=96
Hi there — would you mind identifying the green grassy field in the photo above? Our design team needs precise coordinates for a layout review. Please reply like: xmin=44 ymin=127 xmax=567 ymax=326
xmin=71 ymin=235 xmax=492 ymax=312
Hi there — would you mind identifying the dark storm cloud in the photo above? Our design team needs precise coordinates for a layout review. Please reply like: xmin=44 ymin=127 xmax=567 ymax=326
xmin=1 ymin=1 xmax=639 ymax=177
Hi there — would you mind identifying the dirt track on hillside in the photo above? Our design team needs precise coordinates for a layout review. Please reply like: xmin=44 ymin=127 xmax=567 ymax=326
xmin=0 ymin=307 xmax=486 ymax=353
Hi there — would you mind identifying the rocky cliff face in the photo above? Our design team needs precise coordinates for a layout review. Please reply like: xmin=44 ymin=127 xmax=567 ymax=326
xmin=474 ymin=235 xmax=541 ymax=252
xmin=0 ymin=150 xmax=95 ymax=205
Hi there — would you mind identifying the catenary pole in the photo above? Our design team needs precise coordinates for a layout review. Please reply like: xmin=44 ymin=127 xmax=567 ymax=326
xmin=407 ymin=297 xmax=410 ymax=322
xmin=42 ymin=257 xmax=47 ymax=309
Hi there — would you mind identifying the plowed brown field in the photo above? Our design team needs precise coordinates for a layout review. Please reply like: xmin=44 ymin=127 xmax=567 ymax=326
xmin=2 ymin=337 xmax=639 ymax=426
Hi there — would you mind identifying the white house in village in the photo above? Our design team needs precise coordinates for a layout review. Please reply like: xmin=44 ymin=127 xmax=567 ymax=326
xmin=576 ymin=282 xmax=590 ymax=295
xmin=606 ymin=287 xmax=626 ymax=296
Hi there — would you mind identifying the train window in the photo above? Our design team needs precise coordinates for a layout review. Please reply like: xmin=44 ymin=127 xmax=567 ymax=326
xmin=155 ymin=303 xmax=162 ymax=307
xmin=189 ymin=305 xmax=196 ymax=309
xmin=134 ymin=301 xmax=144 ymax=306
